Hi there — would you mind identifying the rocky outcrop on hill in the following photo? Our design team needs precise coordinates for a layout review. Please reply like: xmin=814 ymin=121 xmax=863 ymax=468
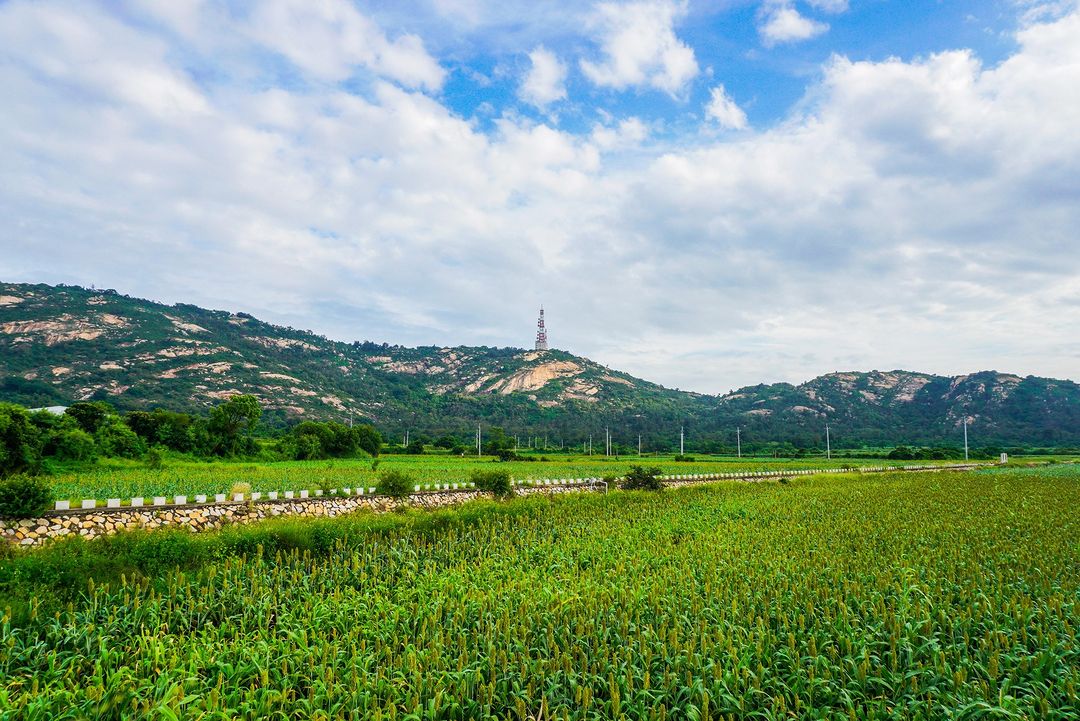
xmin=2 ymin=281 xmax=1078 ymax=445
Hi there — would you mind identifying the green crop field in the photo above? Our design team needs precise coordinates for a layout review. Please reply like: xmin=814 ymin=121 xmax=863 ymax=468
xmin=44 ymin=454 xmax=979 ymax=502
xmin=2 ymin=465 xmax=1077 ymax=719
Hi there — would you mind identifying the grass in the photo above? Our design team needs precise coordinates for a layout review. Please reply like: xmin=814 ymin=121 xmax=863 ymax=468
xmin=41 ymin=453 xmax=983 ymax=502
xmin=2 ymin=465 xmax=1077 ymax=719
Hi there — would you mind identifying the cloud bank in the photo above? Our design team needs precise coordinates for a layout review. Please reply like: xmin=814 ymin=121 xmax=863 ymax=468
xmin=2 ymin=0 xmax=1079 ymax=394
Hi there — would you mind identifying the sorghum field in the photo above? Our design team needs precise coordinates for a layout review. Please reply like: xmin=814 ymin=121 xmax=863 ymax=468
xmin=2 ymin=466 xmax=1077 ymax=719
xmin=48 ymin=455 xmax=954 ymax=502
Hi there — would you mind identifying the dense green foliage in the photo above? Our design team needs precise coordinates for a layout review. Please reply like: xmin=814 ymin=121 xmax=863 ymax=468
xmin=277 ymin=420 xmax=382 ymax=461
xmin=470 ymin=468 xmax=513 ymax=498
xmin=0 ymin=403 xmax=40 ymax=477
xmin=0 ymin=467 xmax=1076 ymax=718
xmin=377 ymin=469 xmax=416 ymax=497
xmin=0 ymin=396 xmax=382 ymax=493
xmin=0 ymin=474 xmax=53 ymax=518
xmin=620 ymin=464 xmax=665 ymax=491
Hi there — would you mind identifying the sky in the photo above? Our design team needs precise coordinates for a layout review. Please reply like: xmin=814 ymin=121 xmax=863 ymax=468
xmin=2 ymin=0 xmax=1079 ymax=395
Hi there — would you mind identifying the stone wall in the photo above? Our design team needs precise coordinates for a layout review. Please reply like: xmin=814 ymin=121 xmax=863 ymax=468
xmin=1 ymin=484 xmax=597 ymax=548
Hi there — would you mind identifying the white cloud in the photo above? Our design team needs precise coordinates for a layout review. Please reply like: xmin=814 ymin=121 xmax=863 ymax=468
xmin=806 ymin=0 xmax=849 ymax=13
xmin=758 ymin=2 xmax=829 ymax=46
xmin=519 ymin=46 xmax=567 ymax=108
xmin=705 ymin=85 xmax=748 ymax=129
xmin=591 ymin=117 xmax=649 ymax=150
xmin=246 ymin=0 xmax=445 ymax=89
xmin=2 ymin=1 xmax=1080 ymax=394
xmin=580 ymin=0 xmax=699 ymax=95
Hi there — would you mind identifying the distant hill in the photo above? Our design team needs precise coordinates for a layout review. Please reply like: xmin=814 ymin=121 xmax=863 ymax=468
xmin=2 ymin=281 xmax=1078 ymax=448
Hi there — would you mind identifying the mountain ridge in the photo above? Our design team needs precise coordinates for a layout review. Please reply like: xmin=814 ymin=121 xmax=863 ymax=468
xmin=2 ymin=281 xmax=1078 ymax=447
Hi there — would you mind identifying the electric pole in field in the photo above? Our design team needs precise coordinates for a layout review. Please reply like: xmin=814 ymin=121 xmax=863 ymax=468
xmin=476 ymin=424 xmax=481 ymax=456
xmin=825 ymin=422 xmax=831 ymax=460
xmin=680 ymin=426 xmax=684 ymax=456
xmin=605 ymin=427 xmax=610 ymax=456
xmin=963 ymin=417 xmax=969 ymax=461
xmin=638 ymin=434 xmax=642 ymax=457
xmin=736 ymin=428 xmax=742 ymax=458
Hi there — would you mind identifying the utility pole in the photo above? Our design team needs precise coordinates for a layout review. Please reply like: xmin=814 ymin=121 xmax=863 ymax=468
xmin=476 ymin=424 xmax=481 ymax=456
xmin=605 ymin=427 xmax=610 ymax=456
xmin=736 ymin=428 xmax=742 ymax=458
xmin=680 ymin=426 xmax=684 ymax=456
xmin=825 ymin=422 xmax=831 ymax=460
xmin=638 ymin=434 xmax=641 ymax=457
xmin=963 ymin=417 xmax=969 ymax=461
xmin=589 ymin=435 xmax=593 ymax=456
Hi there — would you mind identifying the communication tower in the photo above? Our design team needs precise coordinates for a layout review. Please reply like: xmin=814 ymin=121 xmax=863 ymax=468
xmin=535 ymin=307 xmax=549 ymax=351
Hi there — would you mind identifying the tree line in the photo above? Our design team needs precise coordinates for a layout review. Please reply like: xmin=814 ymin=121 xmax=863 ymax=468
xmin=0 ymin=396 xmax=382 ymax=477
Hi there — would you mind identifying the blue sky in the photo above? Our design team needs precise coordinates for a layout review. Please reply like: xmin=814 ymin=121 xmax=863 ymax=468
xmin=1 ymin=0 xmax=1079 ymax=393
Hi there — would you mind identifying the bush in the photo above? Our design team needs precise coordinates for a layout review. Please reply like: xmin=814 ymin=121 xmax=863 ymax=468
xmin=471 ymin=469 xmax=514 ymax=499
xmin=144 ymin=447 xmax=164 ymax=469
xmin=49 ymin=428 xmax=96 ymax=462
xmin=96 ymin=422 xmax=146 ymax=459
xmin=620 ymin=465 xmax=665 ymax=491
xmin=0 ymin=474 xmax=54 ymax=518
xmin=673 ymin=454 xmax=695 ymax=462
xmin=378 ymin=470 xmax=415 ymax=497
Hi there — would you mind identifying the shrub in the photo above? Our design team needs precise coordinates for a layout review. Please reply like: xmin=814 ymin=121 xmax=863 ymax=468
xmin=471 ymin=469 xmax=514 ymax=499
xmin=673 ymin=454 xmax=695 ymax=462
xmin=378 ymin=470 xmax=415 ymax=497
xmin=144 ymin=447 xmax=164 ymax=469
xmin=620 ymin=465 xmax=664 ymax=492
xmin=0 ymin=474 xmax=54 ymax=518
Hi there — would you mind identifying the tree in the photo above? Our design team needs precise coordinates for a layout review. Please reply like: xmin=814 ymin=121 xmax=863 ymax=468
xmin=96 ymin=422 xmax=147 ymax=459
xmin=481 ymin=426 xmax=514 ymax=455
xmin=0 ymin=404 xmax=42 ymax=477
xmin=207 ymin=395 xmax=262 ymax=456
xmin=405 ymin=438 xmax=425 ymax=455
xmin=355 ymin=424 xmax=382 ymax=457
xmin=124 ymin=410 xmax=160 ymax=443
xmin=48 ymin=428 xmax=96 ymax=462
xmin=65 ymin=401 xmax=113 ymax=434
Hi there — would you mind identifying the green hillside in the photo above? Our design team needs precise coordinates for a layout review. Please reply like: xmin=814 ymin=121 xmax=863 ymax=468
xmin=2 ymin=281 xmax=1078 ymax=448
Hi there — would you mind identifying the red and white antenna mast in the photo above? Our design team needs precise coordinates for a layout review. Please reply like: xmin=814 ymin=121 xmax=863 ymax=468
xmin=535 ymin=306 xmax=549 ymax=351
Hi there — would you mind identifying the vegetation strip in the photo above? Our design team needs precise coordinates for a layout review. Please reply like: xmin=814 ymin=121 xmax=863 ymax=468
xmin=41 ymin=462 xmax=991 ymax=514
xmin=1 ymin=465 xmax=1076 ymax=718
